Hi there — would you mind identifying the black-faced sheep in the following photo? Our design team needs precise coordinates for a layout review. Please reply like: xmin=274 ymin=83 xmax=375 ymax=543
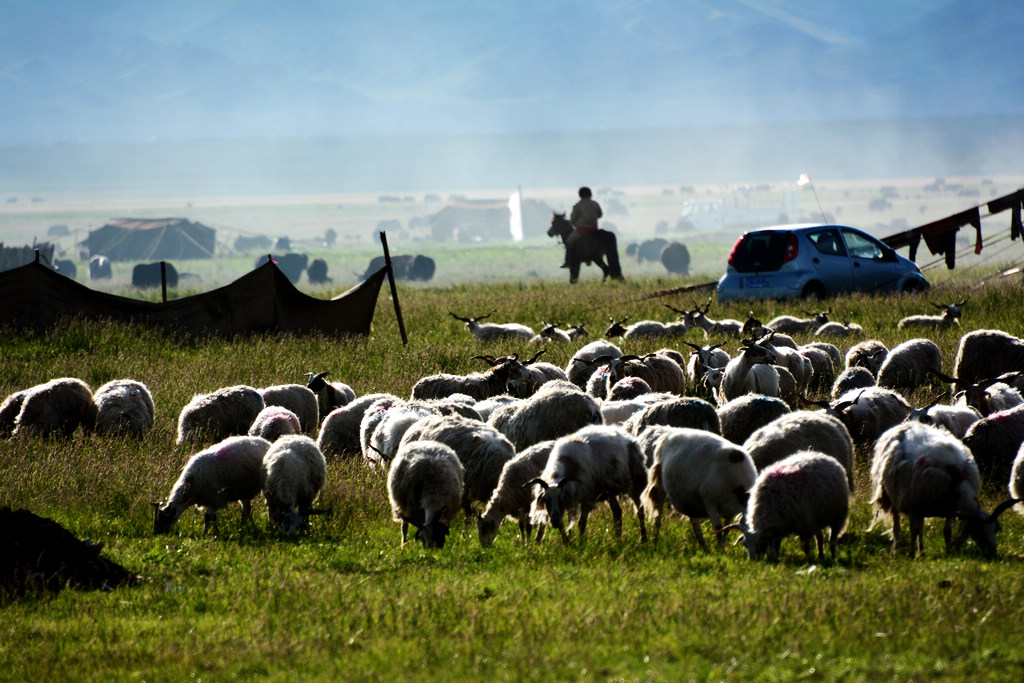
xmin=305 ymin=371 xmax=356 ymax=420
xmin=642 ymin=428 xmax=757 ymax=548
xmin=12 ymin=377 xmax=97 ymax=438
xmin=92 ymin=379 xmax=156 ymax=436
xmin=475 ymin=440 xmax=555 ymax=547
xmin=153 ymin=435 xmax=272 ymax=534
xmin=388 ymin=440 xmax=465 ymax=548
xmin=262 ymin=435 xmax=328 ymax=536
xmin=177 ymin=385 xmax=264 ymax=445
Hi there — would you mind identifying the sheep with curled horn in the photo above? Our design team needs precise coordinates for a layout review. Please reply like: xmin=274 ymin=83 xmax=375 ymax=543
xmin=905 ymin=391 xmax=980 ymax=440
xmin=531 ymin=321 xmax=571 ymax=345
xmin=950 ymin=376 xmax=1024 ymax=418
xmin=449 ymin=310 xmax=535 ymax=342
xmin=511 ymin=348 xmax=569 ymax=397
xmin=604 ymin=316 xmax=629 ymax=338
xmin=584 ymin=352 xmax=686 ymax=399
xmin=897 ymin=299 xmax=967 ymax=330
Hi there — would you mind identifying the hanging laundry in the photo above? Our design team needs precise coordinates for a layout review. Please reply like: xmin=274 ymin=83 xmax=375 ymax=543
xmin=917 ymin=206 xmax=982 ymax=269
xmin=987 ymin=189 xmax=1024 ymax=241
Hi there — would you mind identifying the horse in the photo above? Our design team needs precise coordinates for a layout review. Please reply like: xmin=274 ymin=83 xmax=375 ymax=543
xmin=547 ymin=212 xmax=624 ymax=284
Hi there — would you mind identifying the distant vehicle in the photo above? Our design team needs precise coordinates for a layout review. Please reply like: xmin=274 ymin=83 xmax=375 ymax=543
xmin=678 ymin=189 xmax=800 ymax=232
xmin=717 ymin=224 xmax=929 ymax=301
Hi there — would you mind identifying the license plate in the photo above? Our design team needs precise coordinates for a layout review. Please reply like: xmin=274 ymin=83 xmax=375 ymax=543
xmin=744 ymin=277 xmax=769 ymax=288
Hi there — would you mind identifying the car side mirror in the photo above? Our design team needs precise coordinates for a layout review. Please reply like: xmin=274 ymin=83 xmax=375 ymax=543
xmin=881 ymin=247 xmax=897 ymax=262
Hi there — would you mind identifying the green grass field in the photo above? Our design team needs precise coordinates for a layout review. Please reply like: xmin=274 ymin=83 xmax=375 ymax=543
xmin=4 ymin=264 xmax=1024 ymax=681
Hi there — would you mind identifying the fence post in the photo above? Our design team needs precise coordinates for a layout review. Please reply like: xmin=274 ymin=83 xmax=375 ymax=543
xmin=160 ymin=261 xmax=168 ymax=303
xmin=379 ymin=231 xmax=408 ymax=345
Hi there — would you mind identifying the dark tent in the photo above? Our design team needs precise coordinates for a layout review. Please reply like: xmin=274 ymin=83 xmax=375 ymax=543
xmin=428 ymin=197 xmax=555 ymax=242
xmin=0 ymin=257 xmax=387 ymax=337
xmin=84 ymin=218 xmax=216 ymax=261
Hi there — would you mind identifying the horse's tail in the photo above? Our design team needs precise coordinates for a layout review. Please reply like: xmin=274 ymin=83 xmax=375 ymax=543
xmin=603 ymin=231 xmax=623 ymax=279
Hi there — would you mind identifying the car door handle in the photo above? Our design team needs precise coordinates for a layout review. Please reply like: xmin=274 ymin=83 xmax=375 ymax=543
xmin=813 ymin=257 xmax=820 ymax=264
xmin=853 ymin=262 xmax=860 ymax=267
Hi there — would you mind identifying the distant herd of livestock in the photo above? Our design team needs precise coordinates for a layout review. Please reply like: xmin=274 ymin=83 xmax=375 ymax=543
xmin=6 ymin=300 xmax=1024 ymax=562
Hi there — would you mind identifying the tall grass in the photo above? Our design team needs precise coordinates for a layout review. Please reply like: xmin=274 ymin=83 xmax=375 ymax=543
xmin=3 ymin=271 xmax=1024 ymax=680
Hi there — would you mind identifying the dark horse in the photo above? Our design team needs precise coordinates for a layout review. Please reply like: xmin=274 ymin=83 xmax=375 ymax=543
xmin=547 ymin=212 xmax=624 ymax=284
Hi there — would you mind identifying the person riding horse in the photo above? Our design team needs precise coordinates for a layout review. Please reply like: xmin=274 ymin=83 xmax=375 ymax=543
xmin=561 ymin=186 xmax=602 ymax=268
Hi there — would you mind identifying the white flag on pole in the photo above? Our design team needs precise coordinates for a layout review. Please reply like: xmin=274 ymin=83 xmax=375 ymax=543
xmin=508 ymin=191 xmax=524 ymax=241
xmin=797 ymin=173 xmax=811 ymax=186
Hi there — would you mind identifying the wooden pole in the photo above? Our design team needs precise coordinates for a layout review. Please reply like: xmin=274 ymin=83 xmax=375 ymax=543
xmin=160 ymin=261 xmax=168 ymax=303
xmin=379 ymin=231 xmax=408 ymax=345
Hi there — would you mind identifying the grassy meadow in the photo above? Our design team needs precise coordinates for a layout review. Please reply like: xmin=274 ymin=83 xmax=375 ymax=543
xmin=4 ymin=262 xmax=1024 ymax=681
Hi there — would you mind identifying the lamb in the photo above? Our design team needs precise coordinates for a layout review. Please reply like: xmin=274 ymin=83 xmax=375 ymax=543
xmin=153 ymin=435 xmax=272 ymax=534
xmin=716 ymin=394 xmax=791 ymax=446
xmin=475 ymin=440 xmax=556 ymax=546
xmin=363 ymin=401 xmax=439 ymax=468
xmin=399 ymin=413 xmax=516 ymax=514
xmin=259 ymin=383 xmax=320 ymax=435
xmin=305 ymin=371 xmax=356 ymax=420
xmin=388 ymin=440 xmax=465 ymax=548
xmin=870 ymin=422 xmax=1016 ymax=557
xmin=765 ymin=307 xmax=831 ymax=335
xmin=411 ymin=354 xmax=533 ymax=401
xmin=952 ymin=329 xmax=1024 ymax=389
xmin=876 ymin=338 xmax=946 ymax=392
xmin=641 ymin=428 xmax=757 ymax=548
xmin=248 ymin=405 xmax=302 ymax=441
xmin=450 ymin=310 xmax=535 ymax=342
xmin=719 ymin=338 xmax=779 ymax=402
xmin=961 ymin=404 xmax=1024 ymax=485
xmin=723 ymin=450 xmax=849 ymax=563
xmin=905 ymin=397 xmax=980 ymax=439
xmin=814 ymin=320 xmax=864 ymax=338
xmin=262 ymin=435 xmax=328 ymax=536
xmin=93 ymin=379 xmax=156 ymax=436
xmin=12 ymin=377 xmax=97 ymax=438
xmin=566 ymin=339 xmax=622 ymax=390
xmin=897 ymin=300 xmax=966 ymax=330
xmin=316 ymin=392 xmax=399 ymax=458
xmin=528 ymin=425 xmax=648 ymax=542
xmin=683 ymin=342 xmax=730 ymax=394
xmin=741 ymin=411 xmax=855 ymax=490
xmin=177 ymin=384 xmax=264 ymax=445
xmin=622 ymin=397 xmax=721 ymax=437
xmin=831 ymin=366 xmax=876 ymax=400
xmin=488 ymin=381 xmax=602 ymax=451
xmin=845 ymin=340 xmax=889 ymax=376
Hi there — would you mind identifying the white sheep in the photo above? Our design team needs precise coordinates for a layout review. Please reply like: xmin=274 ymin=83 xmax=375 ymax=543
xmin=259 ymin=383 xmax=320 ymax=435
xmin=742 ymin=411 xmax=855 ymax=491
xmin=870 ymin=422 xmax=1015 ymax=557
xmin=830 ymin=366 xmax=876 ymax=400
xmin=897 ymin=300 xmax=966 ymax=330
xmin=449 ymin=310 xmax=535 ymax=341
xmin=471 ymin=394 xmax=520 ymax=422
xmin=153 ymin=435 xmax=272 ymax=534
xmin=716 ymin=394 xmax=791 ymax=446
xmin=513 ymin=349 xmax=570 ymax=396
xmin=316 ymin=392 xmax=399 ymax=458
xmin=953 ymin=378 xmax=1024 ymax=417
xmin=475 ymin=440 xmax=556 ymax=546
xmin=11 ymin=377 xmax=97 ymax=438
xmin=722 ymin=450 xmax=849 ymax=563
xmin=585 ymin=353 xmax=686 ymax=399
xmin=363 ymin=401 xmax=438 ymax=468
xmin=388 ymin=439 xmax=465 ymax=548
xmin=412 ymin=354 xmax=533 ymax=401
xmin=961 ymin=403 xmax=1024 ymax=486
xmin=952 ymin=329 xmax=1024 ymax=390
xmin=905 ymin=396 xmax=981 ymax=439
xmin=642 ymin=428 xmax=757 ymax=548
xmin=684 ymin=301 xmax=745 ymax=338
xmin=819 ymin=386 xmax=910 ymax=446
xmin=607 ymin=377 xmax=654 ymax=401
xmin=622 ymin=396 xmax=721 ymax=437
xmin=93 ymin=379 xmax=156 ymax=436
xmin=262 ymin=435 xmax=328 ymax=536
xmin=1008 ymin=443 xmax=1024 ymax=519
xmin=305 ymin=371 xmax=356 ymax=419
xmin=719 ymin=338 xmax=779 ymax=402
xmin=814 ymin=320 xmax=864 ymax=338
xmin=0 ymin=389 xmax=28 ymax=436
xmin=683 ymin=342 xmax=730 ymax=394
xmin=488 ymin=381 xmax=602 ymax=451
xmin=248 ymin=405 xmax=302 ymax=441
xmin=177 ymin=384 xmax=264 ymax=445
xmin=600 ymin=391 xmax=674 ymax=426
xmin=566 ymin=338 xmax=622 ymax=390
xmin=845 ymin=340 xmax=889 ymax=377
xmin=528 ymin=425 xmax=648 ymax=542
xmin=876 ymin=338 xmax=947 ymax=392
xmin=765 ymin=308 xmax=831 ymax=335
xmin=531 ymin=321 xmax=571 ymax=344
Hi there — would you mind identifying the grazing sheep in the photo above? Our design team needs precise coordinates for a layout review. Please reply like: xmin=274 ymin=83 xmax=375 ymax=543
xmin=0 ymin=390 xmax=28 ymax=436
xmin=845 ymin=340 xmax=889 ymax=376
xmin=814 ymin=320 xmax=864 ymax=338
xmin=954 ymin=378 xmax=1024 ymax=417
xmin=566 ymin=339 xmax=622 ymax=390
xmin=513 ymin=349 xmax=570 ymax=396
xmin=177 ymin=385 xmax=264 ymax=445
xmin=765 ymin=308 xmax=831 ymax=335
xmin=817 ymin=386 xmax=911 ymax=446
xmin=488 ymin=381 xmax=602 ymax=451
xmin=642 ymin=428 xmax=757 ymax=548
xmin=153 ymin=436 xmax=272 ymax=534
xmin=905 ymin=397 xmax=980 ymax=439
xmin=316 ymin=392 xmax=399 ymax=459
xmin=262 ymin=435 xmax=328 ymax=536
xmin=450 ymin=311 xmax=535 ymax=342
xmin=961 ymin=404 xmax=1024 ymax=485
xmin=897 ymin=300 xmax=966 ymax=330
xmin=471 ymin=394 xmax=519 ymax=422
xmin=412 ymin=354 xmax=533 ymax=401
xmin=607 ymin=377 xmax=653 ymax=401
xmin=305 ymin=371 xmax=356 ymax=420
xmin=831 ymin=366 xmax=876 ymax=400
xmin=724 ymin=451 xmax=850 ymax=562
xmin=742 ymin=411 xmax=856 ymax=490
xmin=622 ymin=396 xmax=721 ymax=436
xmin=399 ymin=413 xmax=516 ymax=514
xmin=801 ymin=341 xmax=843 ymax=375
xmin=600 ymin=392 xmax=673 ymax=426
xmin=529 ymin=425 xmax=648 ymax=542
xmin=92 ymin=379 xmax=156 ymax=436
xmin=364 ymin=401 xmax=439 ymax=468
xmin=475 ymin=440 xmax=555 ymax=546
xmin=388 ymin=440 xmax=465 ymax=548
xmin=876 ymin=338 xmax=946 ymax=392
xmin=12 ymin=377 xmax=97 ymax=438
xmin=259 ymin=384 xmax=320 ymax=435
xmin=592 ymin=353 xmax=687 ymax=397
xmin=796 ymin=344 xmax=835 ymax=393
xmin=772 ymin=364 xmax=799 ymax=409
xmin=631 ymin=424 xmax=676 ymax=467
xmin=952 ymin=329 xmax=1024 ymax=389
xmin=248 ymin=405 xmax=302 ymax=441
xmin=716 ymin=395 xmax=791 ymax=446
xmin=870 ymin=422 xmax=1015 ymax=557
xmin=720 ymin=338 xmax=779 ymax=402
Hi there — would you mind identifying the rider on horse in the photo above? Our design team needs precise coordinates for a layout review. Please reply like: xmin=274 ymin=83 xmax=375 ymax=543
xmin=561 ymin=186 xmax=602 ymax=268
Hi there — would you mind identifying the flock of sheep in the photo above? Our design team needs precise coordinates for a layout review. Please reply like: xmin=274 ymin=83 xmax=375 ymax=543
xmin=6 ymin=297 xmax=1024 ymax=562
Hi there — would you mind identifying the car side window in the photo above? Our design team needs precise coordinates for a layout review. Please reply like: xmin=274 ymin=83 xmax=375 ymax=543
xmin=841 ymin=229 xmax=884 ymax=259
xmin=809 ymin=230 xmax=845 ymax=256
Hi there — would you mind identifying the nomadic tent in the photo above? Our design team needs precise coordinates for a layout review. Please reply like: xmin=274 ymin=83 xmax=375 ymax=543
xmin=428 ymin=197 xmax=555 ymax=242
xmin=84 ymin=218 xmax=216 ymax=261
xmin=0 ymin=256 xmax=387 ymax=337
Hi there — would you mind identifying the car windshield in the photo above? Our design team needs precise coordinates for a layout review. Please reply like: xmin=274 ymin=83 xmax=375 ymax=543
xmin=731 ymin=231 xmax=792 ymax=273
